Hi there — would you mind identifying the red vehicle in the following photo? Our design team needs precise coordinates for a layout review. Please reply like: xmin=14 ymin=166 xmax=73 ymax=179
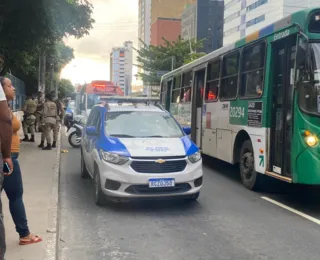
xmin=75 ymin=80 xmax=124 ymax=116
xmin=85 ymin=80 xmax=124 ymax=96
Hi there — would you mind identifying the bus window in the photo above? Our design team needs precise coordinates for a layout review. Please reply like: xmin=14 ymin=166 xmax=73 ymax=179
xmin=220 ymin=52 xmax=239 ymax=100
xmin=181 ymin=71 xmax=192 ymax=103
xmin=171 ymin=89 xmax=180 ymax=103
xmin=160 ymin=81 xmax=167 ymax=105
xmin=205 ymin=59 xmax=220 ymax=102
xmin=205 ymin=82 xmax=219 ymax=101
xmin=171 ymin=75 xmax=182 ymax=103
xmin=240 ymin=42 xmax=265 ymax=98
xmin=308 ymin=11 xmax=320 ymax=33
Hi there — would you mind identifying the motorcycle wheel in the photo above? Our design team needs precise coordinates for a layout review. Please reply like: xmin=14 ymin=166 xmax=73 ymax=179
xmin=68 ymin=132 xmax=81 ymax=148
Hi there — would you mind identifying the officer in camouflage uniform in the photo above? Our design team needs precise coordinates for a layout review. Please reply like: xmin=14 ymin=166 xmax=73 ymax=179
xmin=53 ymin=98 xmax=64 ymax=148
xmin=39 ymin=93 xmax=57 ymax=150
xmin=22 ymin=96 xmax=37 ymax=142
xmin=35 ymin=91 xmax=45 ymax=132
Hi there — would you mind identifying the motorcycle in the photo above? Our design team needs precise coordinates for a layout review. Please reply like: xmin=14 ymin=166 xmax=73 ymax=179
xmin=66 ymin=115 xmax=85 ymax=148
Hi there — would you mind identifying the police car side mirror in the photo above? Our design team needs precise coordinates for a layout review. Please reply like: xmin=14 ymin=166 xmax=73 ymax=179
xmin=86 ymin=126 xmax=98 ymax=136
xmin=182 ymin=126 xmax=191 ymax=135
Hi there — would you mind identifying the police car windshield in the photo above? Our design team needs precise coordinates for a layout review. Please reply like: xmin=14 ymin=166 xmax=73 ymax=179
xmin=105 ymin=111 xmax=184 ymax=138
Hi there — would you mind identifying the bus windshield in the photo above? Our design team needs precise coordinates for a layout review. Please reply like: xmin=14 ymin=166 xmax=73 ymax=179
xmin=87 ymin=94 xmax=101 ymax=109
xmin=298 ymin=43 xmax=320 ymax=116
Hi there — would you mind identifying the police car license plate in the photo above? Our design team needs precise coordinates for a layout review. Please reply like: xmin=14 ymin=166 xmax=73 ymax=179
xmin=149 ymin=178 xmax=175 ymax=188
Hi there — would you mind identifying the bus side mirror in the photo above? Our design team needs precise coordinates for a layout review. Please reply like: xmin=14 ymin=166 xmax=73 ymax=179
xmin=80 ymin=103 xmax=85 ymax=111
xmin=183 ymin=126 xmax=191 ymax=135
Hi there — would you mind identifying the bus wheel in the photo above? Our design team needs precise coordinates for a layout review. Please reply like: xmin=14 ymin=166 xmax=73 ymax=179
xmin=240 ymin=140 xmax=259 ymax=190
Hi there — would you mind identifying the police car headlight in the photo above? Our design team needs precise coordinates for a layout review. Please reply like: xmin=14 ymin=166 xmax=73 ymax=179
xmin=100 ymin=150 xmax=129 ymax=165
xmin=188 ymin=152 xmax=201 ymax=163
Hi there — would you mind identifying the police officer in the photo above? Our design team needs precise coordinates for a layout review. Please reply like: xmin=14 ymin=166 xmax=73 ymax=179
xmin=54 ymin=98 xmax=64 ymax=147
xmin=22 ymin=96 xmax=37 ymax=142
xmin=39 ymin=93 xmax=57 ymax=150
xmin=50 ymin=91 xmax=64 ymax=148
xmin=35 ymin=91 xmax=45 ymax=132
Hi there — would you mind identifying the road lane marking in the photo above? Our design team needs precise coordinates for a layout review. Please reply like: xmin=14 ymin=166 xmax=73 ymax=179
xmin=261 ymin=196 xmax=320 ymax=225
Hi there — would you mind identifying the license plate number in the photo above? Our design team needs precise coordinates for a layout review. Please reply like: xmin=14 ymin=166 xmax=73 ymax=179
xmin=149 ymin=178 xmax=175 ymax=188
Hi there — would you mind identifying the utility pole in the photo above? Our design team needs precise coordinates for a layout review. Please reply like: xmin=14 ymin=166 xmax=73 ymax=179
xmin=55 ymin=71 xmax=60 ymax=99
xmin=39 ymin=54 xmax=46 ymax=92
xmin=38 ymin=55 xmax=41 ymax=91
xmin=50 ymin=59 xmax=54 ymax=92
xmin=171 ymin=56 xmax=176 ymax=71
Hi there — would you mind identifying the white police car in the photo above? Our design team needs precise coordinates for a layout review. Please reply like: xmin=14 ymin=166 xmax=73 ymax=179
xmin=80 ymin=99 xmax=203 ymax=205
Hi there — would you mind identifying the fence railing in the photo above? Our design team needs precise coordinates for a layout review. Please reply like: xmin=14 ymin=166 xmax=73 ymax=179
xmin=6 ymin=74 xmax=26 ymax=112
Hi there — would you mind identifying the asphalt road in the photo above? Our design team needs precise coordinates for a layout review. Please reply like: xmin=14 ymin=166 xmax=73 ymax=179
xmin=58 ymin=135 xmax=320 ymax=260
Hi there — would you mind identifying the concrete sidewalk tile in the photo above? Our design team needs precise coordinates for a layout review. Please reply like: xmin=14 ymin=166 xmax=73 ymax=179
xmin=2 ymin=132 xmax=61 ymax=260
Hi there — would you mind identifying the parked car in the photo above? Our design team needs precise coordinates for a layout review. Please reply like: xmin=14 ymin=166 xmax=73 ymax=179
xmin=80 ymin=100 xmax=203 ymax=205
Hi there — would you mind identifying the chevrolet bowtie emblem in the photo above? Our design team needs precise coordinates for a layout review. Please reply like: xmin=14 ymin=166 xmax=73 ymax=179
xmin=155 ymin=159 xmax=166 ymax=164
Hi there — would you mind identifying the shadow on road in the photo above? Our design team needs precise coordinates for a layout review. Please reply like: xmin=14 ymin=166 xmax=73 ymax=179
xmin=202 ymin=155 xmax=320 ymax=217
xmin=62 ymin=142 xmax=320 ymax=219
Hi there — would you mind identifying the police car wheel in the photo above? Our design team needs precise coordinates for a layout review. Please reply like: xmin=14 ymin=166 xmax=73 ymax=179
xmin=94 ymin=167 xmax=108 ymax=206
xmin=80 ymin=151 xmax=90 ymax=179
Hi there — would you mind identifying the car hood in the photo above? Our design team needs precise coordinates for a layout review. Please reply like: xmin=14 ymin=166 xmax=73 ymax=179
xmin=118 ymin=138 xmax=186 ymax=157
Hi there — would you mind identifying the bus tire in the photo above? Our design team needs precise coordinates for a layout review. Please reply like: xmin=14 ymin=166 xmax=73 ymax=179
xmin=239 ymin=140 xmax=260 ymax=190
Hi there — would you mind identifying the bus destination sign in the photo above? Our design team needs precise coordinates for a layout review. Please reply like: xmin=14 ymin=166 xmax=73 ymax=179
xmin=247 ymin=101 xmax=263 ymax=127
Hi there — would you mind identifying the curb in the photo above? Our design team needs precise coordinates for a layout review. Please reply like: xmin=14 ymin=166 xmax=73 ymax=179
xmin=44 ymin=130 xmax=62 ymax=260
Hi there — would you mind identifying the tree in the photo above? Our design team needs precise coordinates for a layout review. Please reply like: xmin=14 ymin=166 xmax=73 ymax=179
xmin=44 ymin=41 xmax=75 ymax=94
xmin=0 ymin=0 xmax=94 ymax=53
xmin=136 ymin=36 xmax=206 ymax=86
xmin=58 ymin=78 xmax=75 ymax=99
xmin=0 ymin=0 xmax=94 ymax=93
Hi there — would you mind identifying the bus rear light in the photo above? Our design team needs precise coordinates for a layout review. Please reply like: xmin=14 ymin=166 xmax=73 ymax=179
xmin=259 ymin=148 xmax=264 ymax=154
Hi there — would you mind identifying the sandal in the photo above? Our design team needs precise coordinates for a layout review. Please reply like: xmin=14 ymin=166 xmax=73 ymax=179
xmin=19 ymin=234 xmax=42 ymax=245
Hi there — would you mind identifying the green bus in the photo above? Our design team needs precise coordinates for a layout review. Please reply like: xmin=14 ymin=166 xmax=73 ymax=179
xmin=160 ymin=8 xmax=320 ymax=190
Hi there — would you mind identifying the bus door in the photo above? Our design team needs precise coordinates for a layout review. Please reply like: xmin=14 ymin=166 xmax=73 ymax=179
xmin=270 ymin=35 xmax=296 ymax=178
xmin=191 ymin=68 xmax=206 ymax=147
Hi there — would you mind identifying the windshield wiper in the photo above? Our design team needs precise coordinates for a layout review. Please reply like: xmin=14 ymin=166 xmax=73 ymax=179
xmin=110 ymin=134 xmax=135 ymax=138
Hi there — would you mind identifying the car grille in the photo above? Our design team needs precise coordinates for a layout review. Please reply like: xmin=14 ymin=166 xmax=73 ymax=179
xmin=125 ymin=183 xmax=191 ymax=195
xmin=130 ymin=159 xmax=187 ymax=173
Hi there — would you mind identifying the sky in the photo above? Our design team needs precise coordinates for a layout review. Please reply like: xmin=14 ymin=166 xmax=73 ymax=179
xmin=61 ymin=0 xmax=139 ymax=85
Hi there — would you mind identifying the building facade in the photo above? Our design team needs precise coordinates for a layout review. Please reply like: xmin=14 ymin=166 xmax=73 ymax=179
xmin=181 ymin=0 xmax=224 ymax=54
xmin=181 ymin=3 xmax=197 ymax=41
xmin=110 ymin=41 xmax=133 ymax=95
xmin=138 ymin=0 xmax=152 ymax=49
xmin=223 ymin=0 xmax=318 ymax=46
xmin=138 ymin=0 xmax=196 ymax=46
xmin=151 ymin=18 xmax=181 ymax=46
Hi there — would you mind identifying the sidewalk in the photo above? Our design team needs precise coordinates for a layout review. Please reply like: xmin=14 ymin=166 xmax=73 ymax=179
xmin=2 ymin=132 xmax=61 ymax=260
